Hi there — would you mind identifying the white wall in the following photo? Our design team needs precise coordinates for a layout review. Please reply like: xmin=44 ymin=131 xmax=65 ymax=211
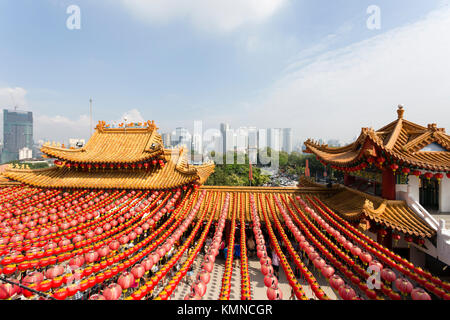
xmin=440 ymin=176 xmax=450 ymax=213
xmin=407 ymin=175 xmax=420 ymax=202
xmin=395 ymin=184 xmax=408 ymax=200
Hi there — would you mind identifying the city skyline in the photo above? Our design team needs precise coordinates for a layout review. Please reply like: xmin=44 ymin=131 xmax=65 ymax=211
xmin=1 ymin=0 xmax=449 ymax=146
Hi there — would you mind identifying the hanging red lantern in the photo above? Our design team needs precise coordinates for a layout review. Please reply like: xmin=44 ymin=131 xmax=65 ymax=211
xmin=381 ymin=268 xmax=396 ymax=283
xmin=103 ymin=283 xmax=122 ymax=300
xmin=434 ymin=173 xmax=444 ymax=183
xmin=411 ymin=288 xmax=431 ymax=300
xmin=424 ymin=172 xmax=433 ymax=180
xmin=446 ymin=172 xmax=450 ymax=179
xmin=109 ymin=163 xmax=114 ymax=170
xmin=395 ymin=278 xmax=413 ymax=295
xmin=413 ymin=170 xmax=422 ymax=177
xmin=338 ymin=286 xmax=356 ymax=300
xmin=118 ymin=272 xmax=135 ymax=292
xmin=390 ymin=164 xmax=399 ymax=173
xmin=329 ymin=275 xmax=345 ymax=291
xmin=401 ymin=167 xmax=410 ymax=176
xmin=377 ymin=157 xmax=385 ymax=165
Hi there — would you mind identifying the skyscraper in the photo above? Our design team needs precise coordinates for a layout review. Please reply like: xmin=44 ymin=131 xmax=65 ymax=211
xmin=257 ymin=129 xmax=267 ymax=150
xmin=1 ymin=109 xmax=33 ymax=163
xmin=248 ymin=127 xmax=258 ymax=164
xmin=282 ymin=128 xmax=293 ymax=153
xmin=171 ymin=127 xmax=191 ymax=149
xmin=267 ymin=128 xmax=281 ymax=152
xmin=220 ymin=123 xmax=230 ymax=155
xmin=161 ymin=133 xmax=172 ymax=147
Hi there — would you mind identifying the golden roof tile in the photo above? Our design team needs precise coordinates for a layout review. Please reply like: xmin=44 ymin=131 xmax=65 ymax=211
xmin=304 ymin=107 xmax=450 ymax=171
xmin=41 ymin=121 xmax=164 ymax=164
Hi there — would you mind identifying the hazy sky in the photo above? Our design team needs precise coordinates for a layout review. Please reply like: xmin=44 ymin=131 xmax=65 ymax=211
xmin=1 ymin=0 xmax=449 ymax=146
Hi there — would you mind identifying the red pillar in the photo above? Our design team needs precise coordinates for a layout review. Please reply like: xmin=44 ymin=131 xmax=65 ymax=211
xmin=382 ymin=168 xmax=396 ymax=200
xmin=377 ymin=229 xmax=393 ymax=249
xmin=344 ymin=174 xmax=355 ymax=186
xmin=344 ymin=174 xmax=350 ymax=186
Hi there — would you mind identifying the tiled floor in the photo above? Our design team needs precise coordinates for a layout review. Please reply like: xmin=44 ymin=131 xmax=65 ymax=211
xmin=170 ymin=252 xmax=340 ymax=300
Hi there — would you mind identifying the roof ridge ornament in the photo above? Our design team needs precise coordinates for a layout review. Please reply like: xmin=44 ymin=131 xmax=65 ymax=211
xmin=397 ymin=105 xmax=404 ymax=119
xmin=96 ymin=120 xmax=106 ymax=132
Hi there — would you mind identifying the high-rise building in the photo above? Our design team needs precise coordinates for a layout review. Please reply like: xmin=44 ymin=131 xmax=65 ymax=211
xmin=258 ymin=129 xmax=267 ymax=150
xmin=161 ymin=133 xmax=172 ymax=147
xmin=281 ymin=128 xmax=293 ymax=153
xmin=171 ymin=127 xmax=191 ymax=149
xmin=248 ymin=127 xmax=258 ymax=164
xmin=1 ymin=109 xmax=33 ymax=163
xmin=236 ymin=127 xmax=248 ymax=153
xmin=220 ymin=123 xmax=230 ymax=155
xmin=267 ymin=128 xmax=281 ymax=152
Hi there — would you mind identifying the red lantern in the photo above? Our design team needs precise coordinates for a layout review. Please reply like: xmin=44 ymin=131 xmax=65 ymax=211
xmin=395 ymin=278 xmax=413 ymax=295
xmin=381 ymin=268 xmax=396 ymax=283
xmin=413 ymin=170 xmax=422 ymax=177
xmin=329 ymin=275 xmax=344 ymax=291
xmin=401 ymin=167 xmax=410 ymax=176
xmin=411 ymin=288 xmax=431 ymax=300
xmin=321 ymin=264 xmax=335 ymax=279
xmin=377 ymin=157 xmax=385 ymax=165
xmin=404 ymin=235 xmax=413 ymax=244
xmin=131 ymin=264 xmax=145 ymax=280
xmin=390 ymin=164 xmax=399 ymax=173
xmin=338 ymin=285 xmax=356 ymax=300
xmin=118 ymin=272 xmax=135 ymax=291
xmin=424 ymin=172 xmax=433 ymax=180
xmin=103 ymin=283 xmax=122 ymax=300
xmin=267 ymin=287 xmax=283 ymax=300
xmin=435 ymin=173 xmax=444 ymax=183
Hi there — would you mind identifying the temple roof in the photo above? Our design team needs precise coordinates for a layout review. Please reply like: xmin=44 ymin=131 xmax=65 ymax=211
xmin=3 ymin=149 xmax=214 ymax=190
xmin=318 ymin=186 xmax=435 ymax=238
xmin=304 ymin=106 xmax=450 ymax=172
xmin=41 ymin=121 xmax=164 ymax=164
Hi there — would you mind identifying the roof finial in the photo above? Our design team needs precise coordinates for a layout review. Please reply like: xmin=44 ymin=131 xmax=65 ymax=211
xmin=397 ymin=104 xmax=404 ymax=119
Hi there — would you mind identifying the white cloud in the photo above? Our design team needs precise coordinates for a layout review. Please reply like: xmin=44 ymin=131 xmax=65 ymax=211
xmin=35 ymin=114 xmax=90 ymax=142
xmin=0 ymin=87 xmax=28 ymax=110
xmin=118 ymin=109 xmax=145 ymax=124
xmin=242 ymin=6 xmax=450 ymax=144
xmin=121 ymin=0 xmax=287 ymax=33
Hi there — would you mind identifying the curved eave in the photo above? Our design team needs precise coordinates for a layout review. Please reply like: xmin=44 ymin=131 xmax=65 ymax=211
xmin=3 ymin=165 xmax=198 ymax=190
xmin=41 ymin=146 xmax=164 ymax=164
xmin=305 ymin=130 xmax=450 ymax=172
xmin=362 ymin=201 xmax=435 ymax=239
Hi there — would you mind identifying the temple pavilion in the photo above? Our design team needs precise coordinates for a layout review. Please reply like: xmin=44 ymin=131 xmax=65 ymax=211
xmin=2 ymin=120 xmax=215 ymax=190
xmin=0 ymin=117 xmax=449 ymax=301
xmin=304 ymin=106 xmax=450 ymax=268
